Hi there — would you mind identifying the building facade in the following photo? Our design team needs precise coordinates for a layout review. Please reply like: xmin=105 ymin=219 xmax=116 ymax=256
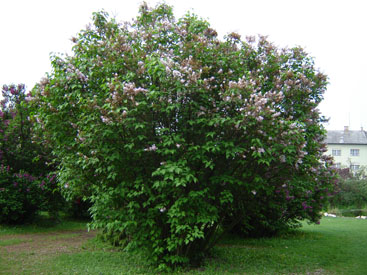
xmin=326 ymin=126 xmax=367 ymax=171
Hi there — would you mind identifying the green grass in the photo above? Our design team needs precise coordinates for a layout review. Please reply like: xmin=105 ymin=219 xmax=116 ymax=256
xmin=1 ymin=217 xmax=367 ymax=274
xmin=197 ymin=218 xmax=367 ymax=274
xmin=0 ymin=212 xmax=88 ymax=236
xmin=0 ymin=238 xmax=28 ymax=246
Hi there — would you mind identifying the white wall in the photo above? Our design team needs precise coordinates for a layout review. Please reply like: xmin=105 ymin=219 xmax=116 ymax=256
xmin=326 ymin=144 xmax=367 ymax=169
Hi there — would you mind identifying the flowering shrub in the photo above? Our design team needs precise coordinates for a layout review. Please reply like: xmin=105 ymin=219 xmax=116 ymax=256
xmin=31 ymin=3 xmax=337 ymax=269
xmin=0 ymin=84 xmax=63 ymax=223
xmin=0 ymin=84 xmax=50 ymax=174
xmin=0 ymin=167 xmax=59 ymax=223
xmin=0 ymin=166 xmax=40 ymax=223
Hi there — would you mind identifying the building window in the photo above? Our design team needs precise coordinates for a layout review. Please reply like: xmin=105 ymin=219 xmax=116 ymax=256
xmin=350 ymin=164 xmax=360 ymax=171
xmin=333 ymin=163 xmax=341 ymax=169
xmin=350 ymin=149 xmax=360 ymax=156
xmin=332 ymin=149 xmax=341 ymax=156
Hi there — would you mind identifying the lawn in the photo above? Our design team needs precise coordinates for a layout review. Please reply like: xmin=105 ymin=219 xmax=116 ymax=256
xmin=1 ymin=217 xmax=366 ymax=274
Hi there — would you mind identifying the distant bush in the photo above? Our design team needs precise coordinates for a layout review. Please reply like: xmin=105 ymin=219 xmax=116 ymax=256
xmin=331 ymin=179 xmax=367 ymax=209
xmin=64 ymin=197 xmax=92 ymax=219
xmin=0 ymin=84 xmax=64 ymax=223
xmin=0 ymin=167 xmax=60 ymax=224
xmin=328 ymin=167 xmax=367 ymax=214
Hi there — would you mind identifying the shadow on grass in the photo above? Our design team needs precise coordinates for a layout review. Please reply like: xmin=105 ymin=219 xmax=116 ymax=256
xmin=0 ymin=212 xmax=90 ymax=235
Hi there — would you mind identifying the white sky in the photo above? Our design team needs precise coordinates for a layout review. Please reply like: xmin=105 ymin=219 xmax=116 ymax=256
xmin=1 ymin=0 xmax=366 ymax=130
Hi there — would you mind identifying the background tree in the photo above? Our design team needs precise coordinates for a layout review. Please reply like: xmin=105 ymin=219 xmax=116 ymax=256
xmin=31 ymin=3 xmax=337 ymax=269
xmin=0 ymin=84 xmax=47 ymax=173
xmin=0 ymin=84 xmax=63 ymax=223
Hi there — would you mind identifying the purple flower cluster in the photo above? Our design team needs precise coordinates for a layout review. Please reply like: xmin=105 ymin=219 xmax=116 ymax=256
xmin=302 ymin=202 xmax=313 ymax=210
xmin=15 ymin=172 xmax=36 ymax=182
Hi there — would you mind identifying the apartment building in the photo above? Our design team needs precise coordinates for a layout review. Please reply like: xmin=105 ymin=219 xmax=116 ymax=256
xmin=326 ymin=126 xmax=367 ymax=171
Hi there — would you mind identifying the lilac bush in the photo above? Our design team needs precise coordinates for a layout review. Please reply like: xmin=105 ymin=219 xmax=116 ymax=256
xmin=0 ymin=84 xmax=50 ymax=174
xmin=0 ymin=167 xmax=58 ymax=223
xmin=0 ymin=84 xmax=63 ymax=223
xmin=31 ymin=3 xmax=337 ymax=269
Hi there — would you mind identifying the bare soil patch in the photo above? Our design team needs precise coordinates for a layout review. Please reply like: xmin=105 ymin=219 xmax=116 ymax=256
xmin=0 ymin=229 xmax=97 ymax=273
xmin=1 ymin=229 xmax=96 ymax=255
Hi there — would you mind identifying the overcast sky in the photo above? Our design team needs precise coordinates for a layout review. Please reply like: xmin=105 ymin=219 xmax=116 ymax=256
xmin=1 ymin=0 xmax=366 ymax=130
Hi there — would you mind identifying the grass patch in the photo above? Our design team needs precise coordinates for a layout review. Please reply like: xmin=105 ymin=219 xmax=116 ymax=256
xmin=40 ymin=250 xmax=154 ymax=274
xmin=0 ymin=215 xmax=88 ymax=235
xmin=1 ymin=217 xmax=367 ymax=274
xmin=0 ymin=238 xmax=29 ymax=246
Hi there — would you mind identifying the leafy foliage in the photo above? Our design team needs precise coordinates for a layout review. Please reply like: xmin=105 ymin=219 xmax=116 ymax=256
xmin=0 ymin=84 xmax=63 ymax=223
xmin=31 ymin=3 xmax=337 ymax=269
xmin=0 ymin=167 xmax=58 ymax=224
xmin=331 ymin=168 xmax=367 ymax=209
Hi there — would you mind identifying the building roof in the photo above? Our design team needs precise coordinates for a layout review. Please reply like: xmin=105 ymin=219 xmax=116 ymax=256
xmin=326 ymin=128 xmax=367 ymax=144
